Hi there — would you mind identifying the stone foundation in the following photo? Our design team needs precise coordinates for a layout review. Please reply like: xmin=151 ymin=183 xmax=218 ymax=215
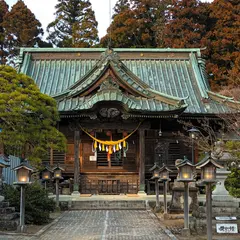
xmin=0 ymin=201 xmax=19 ymax=231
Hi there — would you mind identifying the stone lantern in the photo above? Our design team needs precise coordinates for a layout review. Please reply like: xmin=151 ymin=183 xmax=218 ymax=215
xmin=13 ymin=161 xmax=34 ymax=232
xmin=196 ymin=152 xmax=223 ymax=240
xmin=159 ymin=164 xmax=172 ymax=217
xmin=41 ymin=165 xmax=53 ymax=190
xmin=176 ymin=156 xmax=195 ymax=235
xmin=52 ymin=164 xmax=64 ymax=208
xmin=176 ymin=156 xmax=195 ymax=182
xmin=149 ymin=163 xmax=161 ymax=211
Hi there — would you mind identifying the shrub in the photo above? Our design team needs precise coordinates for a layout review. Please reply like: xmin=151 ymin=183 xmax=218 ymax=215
xmin=3 ymin=182 xmax=55 ymax=224
xmin=225 ymin=168 xmax=240 ymax=198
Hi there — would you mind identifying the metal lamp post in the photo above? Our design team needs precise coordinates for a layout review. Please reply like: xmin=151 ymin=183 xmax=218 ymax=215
xmin=149 ymin=163 xmax=161 ymax=211
xmin=176 ymin=156 xmax=195 ymax=235
xmin=41 ymin=166 xmax=53 ymax=191
xmin=13 ymin=161 xmax=34 ymax=233
xmin=52 ymin=164 xmax=64 ymax=209
xmin=159 ymin=164 xmax=172 ymax=218
xmin=196 ymin=153 xmax=223 ymax=240
xmin=188 ymin=127 xmax=200 ymax=164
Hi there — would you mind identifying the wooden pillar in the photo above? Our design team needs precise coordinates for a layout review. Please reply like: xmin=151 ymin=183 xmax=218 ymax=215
xmin=138 ymin=128 xmax=146 ymax=194
xmin=72 ymin=130 xmax=80 ymax=194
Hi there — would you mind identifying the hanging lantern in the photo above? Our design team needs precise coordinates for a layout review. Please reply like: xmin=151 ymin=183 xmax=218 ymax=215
xmin=123 ymin=131 xmax=128 ymax=137
xmin=106 ymin=130 xmax=112 ymax=137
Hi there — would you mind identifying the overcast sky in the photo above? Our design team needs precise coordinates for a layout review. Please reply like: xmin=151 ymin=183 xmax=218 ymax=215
xmin=5 ymin=0 xmax=118 ymax=39
xmin=5 ymin=0 xmax=212 ymax=40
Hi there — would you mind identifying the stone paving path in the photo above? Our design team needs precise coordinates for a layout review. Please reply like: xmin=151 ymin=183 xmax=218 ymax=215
xmin=0 ymin=210 xmax=173 ymax=240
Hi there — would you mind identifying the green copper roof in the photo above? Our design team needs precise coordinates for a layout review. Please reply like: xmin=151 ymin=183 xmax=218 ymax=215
xmin=19 ymin=48 xmax=235 ymax=115
xmin=58 ymin=89 xmax=187 ymax=113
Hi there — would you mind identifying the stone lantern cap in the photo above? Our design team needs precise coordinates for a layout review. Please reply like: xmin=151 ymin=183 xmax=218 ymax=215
xmin=149 ymin=162 xmax=161 ymax=172
xmin=42 ymin=165 xmax=54 ymax=173
xmin=12 ymin=160 xmax=34 ymax=172
xmin=52 ymin=164 xmax=65 ymax=172
xmin=175 ymin=156 xmax=195 ymax=168
xmin=159 ymin=163 xmax=173 ymax=173
xmin=195 ymin=152 xmax=224 ymax=169
xmin=0 ymin=154 xmax=10 ymax=168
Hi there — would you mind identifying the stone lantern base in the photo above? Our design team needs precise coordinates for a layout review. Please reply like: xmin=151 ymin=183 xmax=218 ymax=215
xmin=169 ymin=180 xmax=199 ymax=213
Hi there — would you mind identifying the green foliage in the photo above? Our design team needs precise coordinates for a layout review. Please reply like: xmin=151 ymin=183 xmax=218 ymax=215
xmin=2 ymin=182 xmax=56 ymax=224
xmin=2 ymin=0 xmax=43 ymax=64
xmin=225 ymin=140 xmax=240 ymax=198
xmin=162 ymin=0 xmax=210 ymax=48
xmin=205 ymin=0 xmax=240 ymax=89
xmin=0 ymin=65 xmax=66 ymax=164
xmin=0 ymin=0 xmax=9 ymax=65
xmin=47 ymin=0 xmax=99 ymax=47
xmin=225 ymin=168 xmax=240 ymax=198
xmin=225 ymin=141 xmax=240 ymax=159
xmin=100 ymin=0 xmax=168 ymax=48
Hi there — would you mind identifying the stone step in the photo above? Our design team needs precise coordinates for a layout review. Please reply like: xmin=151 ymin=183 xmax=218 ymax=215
xmin=69 ymin=200 xmax=147 ymax=210
xmin=195 ymin=212 xmax=240 ymax=219
xmin=0 ymin=219 xmax=19 ymax=231
xmin=0 ymin=207 xmax=16 ymax=214
xmin=0 ymin=212 xmax=19 ymax=220
xmin=202 ymin=206 xmax=239 ymax=214
xmin=212 ymin=201 xmax=239 ymax=208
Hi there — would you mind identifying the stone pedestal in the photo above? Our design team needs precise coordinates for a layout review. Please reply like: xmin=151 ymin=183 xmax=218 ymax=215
xmin=169 ymin=180 xmax=198 ymax=213
xmin=71 ymin=183 xmax=80 ymax=196
xmin=191 ymin=200 xmax=240 ymax=235
xmin=138 ymin=184 xmax=147 ymax=196
xmin=212 ymin=168 xmax=235 ymax=201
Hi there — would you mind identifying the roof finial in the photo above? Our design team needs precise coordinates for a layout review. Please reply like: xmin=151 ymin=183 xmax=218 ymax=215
xmin=108 ymin=0 xmax=112 ymax=49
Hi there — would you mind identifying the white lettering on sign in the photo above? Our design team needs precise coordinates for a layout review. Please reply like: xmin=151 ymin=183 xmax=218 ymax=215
xmin=216 ymin=216 xmax=237 ymax=221
xmin=89 ymin=156 xmax=96 ymax=161
xmin=216 ymin=224 xmax=238 ymax=234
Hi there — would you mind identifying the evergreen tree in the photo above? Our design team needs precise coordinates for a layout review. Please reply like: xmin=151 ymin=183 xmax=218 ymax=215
xmin=0 ymin=65 xmax=66 ymax=164
xmin=113 ymin=0 xmax=131 ymax=17
xmin=47 ymin=0 xmax=99 ymax=47
xmin=0 ymin=0 xmax=9 ymax=64
xmin=162 ymin=0 xmax=210 ymax=48
xmin=205 ymin=0 xmax=240 ymax=89
xmin=2 ymin=0 xmax=43 ymax=63
xmin=100 ymin=0 xmax=167 ymax=48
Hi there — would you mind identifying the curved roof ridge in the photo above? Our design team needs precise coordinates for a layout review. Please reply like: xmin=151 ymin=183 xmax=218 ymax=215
xmin=207 ymin=91 xmax=240 ymax=110
xmin=146 ymin=88 xmax=188 ymax=107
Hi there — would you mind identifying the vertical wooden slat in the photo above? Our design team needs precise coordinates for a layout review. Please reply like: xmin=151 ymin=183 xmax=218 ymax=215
xmin=138 ymin=129 xmax=145 ymax=192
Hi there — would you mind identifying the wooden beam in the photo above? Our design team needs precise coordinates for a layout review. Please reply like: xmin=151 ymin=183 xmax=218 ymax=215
xmin=138 ymin=129 xmax=146 ymax=193
xmin=79 ymin=122 xmax=150 ymax=130
xmin=73 ymin=130 xmax=80 ymax=192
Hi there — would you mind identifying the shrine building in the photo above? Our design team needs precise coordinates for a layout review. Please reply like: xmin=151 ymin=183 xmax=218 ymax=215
xmin=18 ymin=48 xmax=238 ymax=194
